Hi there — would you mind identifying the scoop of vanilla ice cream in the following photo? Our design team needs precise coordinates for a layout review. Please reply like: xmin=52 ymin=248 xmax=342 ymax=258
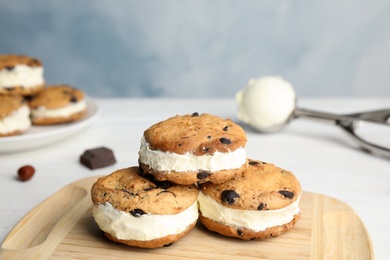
xmin=236 ymin=76 xmax=296 ymax=131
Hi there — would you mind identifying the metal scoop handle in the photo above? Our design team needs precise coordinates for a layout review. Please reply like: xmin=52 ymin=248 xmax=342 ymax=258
xmin=293 ymin=108 xmax=390 ymax=158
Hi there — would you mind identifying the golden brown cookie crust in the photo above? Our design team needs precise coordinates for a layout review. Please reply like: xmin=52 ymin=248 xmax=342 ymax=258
xmin=0 ymin=95 xmax=26 ymax=118
xmin=139 ymin=159 xmax=248 ymax=185
xmin=31 ymin=110 xmax=86 ymax=125
xmin=199 ymin=212 xmax=301 ymax=240
xmin=0 ymin=84 xmax=44 ymax=96
xmin=0 ymin=130 xmax=25 ymax=137
xmin=29 ymin=85 xmax=85 ymax=109
xmin=143 ymin=113 xmax=247 ymax=156
xmin=91 ymin=167 xmax=199 ymax=214
xmin=103 ymin=221 xmax=197 ymax=248
xmin=200 ymin=160 xmax=302 ymax=210
xmin=0 ymin=54 xmax=43 ymax=70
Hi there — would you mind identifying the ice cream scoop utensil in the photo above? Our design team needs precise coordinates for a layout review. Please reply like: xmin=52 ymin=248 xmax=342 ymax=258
xmin=293 ymin=107 xmax=390 ymax=158
xmin=236 ymin=76 xmax=390 ymax=158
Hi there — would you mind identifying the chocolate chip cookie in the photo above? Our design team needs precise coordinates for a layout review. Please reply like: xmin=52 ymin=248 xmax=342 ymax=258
xmin=0 ymin=54 xmax=45 ymax=96
xmin=91 ymin=166 xmax=199 ymax=248
xmin=0 ymin=94 xmax=31 ymax=136
xmin=138 ymin=112 xmax=248 ymax=185
xmin=198 ymin=159 xmax=302 ymax=240
xmin=29 ymin=84 xmax=86 ymax=125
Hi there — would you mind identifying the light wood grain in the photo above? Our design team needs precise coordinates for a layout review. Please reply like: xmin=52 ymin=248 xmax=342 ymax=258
xmin=0 ymin=176 xmax=374 ymax=260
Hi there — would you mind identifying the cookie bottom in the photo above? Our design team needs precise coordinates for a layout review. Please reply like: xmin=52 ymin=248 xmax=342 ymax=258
xmin=103 ymin=221 xmax=197 ymax=248
xmin=139 ymin=160 xmax=248 ymax=185
xmin=0 ymin=84 xmax=44 ymax=96
xmin=199 ymin=213 xmax=301 ymax=240
xmin=0 ymin=129 xmax=27 ymax=137
xmin=31 ymin=110 xmax=86 ymax=125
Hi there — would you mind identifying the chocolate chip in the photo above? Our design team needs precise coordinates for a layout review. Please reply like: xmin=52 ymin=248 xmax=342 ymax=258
xmin=203 ymin=147 xmax=210 ymax=152
xmin=197 ymin=171 xmax=209 ymax=179
xmin=237 ymin=229 xmax=243 ymax=236
xmin=221 ymin=190 xmax=239 ymax=204
xmin=191 ymin=112 xmax=199 ymax=117
xmin=219 ymin=138 xmax=232 ymax=145
xmin=120 ymin=189 xmax=135 ymax=196
xmin=249 ymin=161 xmax=260 ymax=165
xmin=130 ymin=208 xmax=146 ymax=217
xmin=29 ymin=58 xmax=40 ymax=66
xmin=279 ymin=190 xmax=294 ymax=199
xmin=5 ymin=66 xmax=15 ymax=71
xmin=257 ymin=203 xmax=265 ymax=210
xmin=207 ymin=135 xmax=211 ymax=139
xmin=70 ymin=96 xmax=78 ymax=103
xmin=223 ymin=126 xmax=229 ymax=131
xmin=153 ymin=180 xmax=174 ymax=189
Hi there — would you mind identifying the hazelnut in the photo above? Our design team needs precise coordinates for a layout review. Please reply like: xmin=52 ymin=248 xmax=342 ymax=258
xmin=17 ymin=165 xmax=35 ymax=181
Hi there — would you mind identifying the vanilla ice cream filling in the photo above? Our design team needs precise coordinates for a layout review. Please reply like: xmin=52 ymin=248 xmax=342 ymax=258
xmin=0 ymin=65 xmax=44 ymax=88
xmin=93 ymin=200 xmax=199 ymax=241
xmin=31 ymin=99 xmax=86 ymax=119
xmin=139 ymin=136 xmax=246 ymax=172
xmin=198 ymin=192 xmax=301 ymax=232
xmin=0 ymin=105 xmax=31 ymax=134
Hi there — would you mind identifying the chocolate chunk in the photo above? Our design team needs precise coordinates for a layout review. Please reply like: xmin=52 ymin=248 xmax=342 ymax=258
xmin=257 ymin=202 xmax=265 ymax=210
xmin=142 ymin=173 xmax=174 ymax=189
xmin=154 ymin=180 xmax=174 ymax=189
xmin=130 ymin=208 xmax=146 ymax=217
xmin=278 ymin=190 xmax=294 ymax=199
xmin=70 ymin=96 xmax=78 ymax=103
xmin=237 ymin=229 xmax=243 ymax=236
xmin=223 ymin=126 xmax=229 ymax=131
xmin=197 ymin=171 xmax=209 ymax=179
xmin=120 ymin=189 xmax=135 ymax=196
xmin=221 ymin=190 xmax=240 ymax=204
xmin=79 ymin=147 xmax=116 ymax=170
xmin=219 ymin=138 xmax=232 ymax=145
xmin=249 ymin=161 xmax=260 ymax=165
xmin=191 ymin=112 xmax=199 ymax=117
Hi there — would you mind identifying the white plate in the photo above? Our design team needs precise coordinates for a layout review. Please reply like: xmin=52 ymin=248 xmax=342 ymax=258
xmin=0 ymin=99 xmax=99 ymax=153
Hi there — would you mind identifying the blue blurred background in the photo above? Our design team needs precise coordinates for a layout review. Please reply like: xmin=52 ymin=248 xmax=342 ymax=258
xmin=1 ymin=0 xmax=390 ymax=98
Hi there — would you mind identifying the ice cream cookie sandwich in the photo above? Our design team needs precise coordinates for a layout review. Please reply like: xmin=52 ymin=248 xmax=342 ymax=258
xmin=138 ymin=112 xmax=248 ymax=185
xmin=0 ymin=54 xmax=45 ymax=96
xmin=0 ymin=95 xmax=31 ymax=137
xmin=29 ymin=84 xmax=86 ymax=125
xmin=198 ymin=159 xmax=301 ymax=240
xmin=91 ymin=166 xmax=199 ymax=248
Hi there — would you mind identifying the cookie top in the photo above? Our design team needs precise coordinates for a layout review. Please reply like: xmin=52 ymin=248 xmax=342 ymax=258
xmin=91 ymin=167 xmax=199 ymax=215
xmin=143 ymin=113 xmax=247 ymax=156
xmin=0 ymin=95 xmax=26 ymax=118
xmin=200 ymin=159 xmax=301 ymax=210
xmin=29 ymin=85 xmax=84 ymax=109
xmin=0 ymin=54 xmax=42 ymax=70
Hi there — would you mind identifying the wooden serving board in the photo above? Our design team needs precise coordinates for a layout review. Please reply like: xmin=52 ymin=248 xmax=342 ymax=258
xmin=0 ymin=176 xmax=374 ymax=260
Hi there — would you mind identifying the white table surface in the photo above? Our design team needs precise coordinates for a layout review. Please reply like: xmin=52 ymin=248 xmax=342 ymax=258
xmin=0 ymin=97 xmax=389 ymax=259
